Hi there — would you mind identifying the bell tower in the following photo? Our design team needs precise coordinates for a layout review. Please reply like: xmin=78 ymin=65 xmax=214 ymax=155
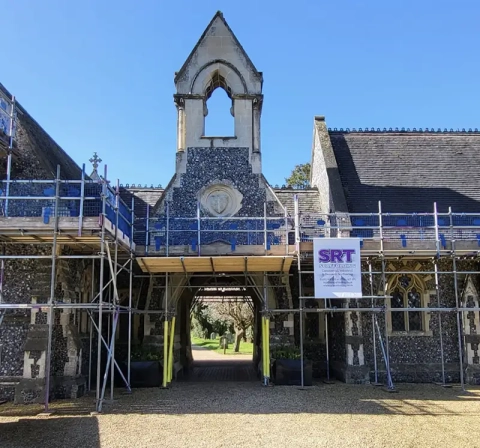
xmin=154 ymin=11 xmax=276 ymax=221
xmin=173 ymin=11 xmax=264 ymax=174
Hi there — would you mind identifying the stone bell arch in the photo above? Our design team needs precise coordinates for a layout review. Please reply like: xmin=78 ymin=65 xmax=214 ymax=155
xmin=152 ymin=10 xmax=278 ymax=222
xmin=173 ymin=11 xmax=264 ymax=175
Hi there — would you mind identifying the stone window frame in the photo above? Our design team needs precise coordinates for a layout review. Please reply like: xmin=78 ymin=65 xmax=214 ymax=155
xmin=386 ymin=274 xmax=433 ymax=337
xmin=204 ymin=71 xmax=233 ymax=100
xmin=461 ymin=275 xmax=479 ymax=366
xmin=202 ymin=70 xmax=235 ymax=138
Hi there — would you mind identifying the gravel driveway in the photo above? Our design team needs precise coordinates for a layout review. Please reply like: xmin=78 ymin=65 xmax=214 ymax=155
xmin=1 ymin=382 xmax=479 ymax=448
xmin=192 ymin=344 xmax=252 ymax=361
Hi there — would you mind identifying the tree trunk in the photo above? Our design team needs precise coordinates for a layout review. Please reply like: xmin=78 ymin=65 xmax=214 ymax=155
xmin=234 ymin=329 xmax=244 ymax=352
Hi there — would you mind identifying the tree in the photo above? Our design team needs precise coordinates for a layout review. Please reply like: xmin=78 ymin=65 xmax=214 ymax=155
xmin=285 ymin=163 xmax=311 ymax=188
xmin=209 ymin=302 xmax=254 ymax=352
xmin=190 ymin=303 xmax=231 ymax=337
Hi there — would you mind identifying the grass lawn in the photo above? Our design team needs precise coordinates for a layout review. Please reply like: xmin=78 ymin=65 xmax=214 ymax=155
xmin=191 ymin=336 xmax=254 ymax=355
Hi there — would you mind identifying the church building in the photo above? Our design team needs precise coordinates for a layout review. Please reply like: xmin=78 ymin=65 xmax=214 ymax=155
xmin=1 ymin=11 xmax=480 ymax=409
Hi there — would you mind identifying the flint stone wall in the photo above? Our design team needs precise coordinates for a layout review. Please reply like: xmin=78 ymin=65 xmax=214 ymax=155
xmin=0 ymin=245 xmax=51 ymax=401
xmin=292 ymin=258 xmax=480 ymax=384
xmin=150 ymin=147 xmax=283 ymax=250
xmin=0 ymin=245 xmax=89 ymax=402
xmin=322 ymin=258 xmax=478 ymax=384
xmin=362 ymin=259 xmax=469 ymax=383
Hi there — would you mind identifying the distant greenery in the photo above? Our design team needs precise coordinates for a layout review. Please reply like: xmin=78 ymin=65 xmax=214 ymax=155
xmin=285 ymin=163 xmax=311 ymax=189
xmin=191 ymin=336 xmax=253 ymax=356
xmin=191 ymin=301 xmax=254 ymax=352
xmin=191 ymin=304 xmax=232 ymax=338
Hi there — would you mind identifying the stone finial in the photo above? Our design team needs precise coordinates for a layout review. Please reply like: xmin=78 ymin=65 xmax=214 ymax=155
xmin=89 ymin=152 xmax=102 ymax=171
xmin=89 ymin=152 xmax=102 ymax=180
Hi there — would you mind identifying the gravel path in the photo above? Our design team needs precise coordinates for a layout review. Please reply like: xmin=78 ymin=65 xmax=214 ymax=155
xmin=192 ymin=344 xmax=252 ymax=362
xmin=1 ymin=382 xmax=479 ymax=448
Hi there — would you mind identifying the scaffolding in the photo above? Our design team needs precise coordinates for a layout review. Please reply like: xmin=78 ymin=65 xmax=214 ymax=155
xmin=292 ymin=195 xmax=480 ymax=391
xmin=136 ymin=200 xmax=291 ymax=256
xmin=0 ymin=111 xmax=479 ymax=412
xmin=0 ymin=180 xmax=479 ymax=408
xmin=128 ymin=195 xmax=480 ymax=391
xmin=0 ymin=91 xmax=197 ymax=409
xmin=0 ymin=158 xmax=137 ymax=413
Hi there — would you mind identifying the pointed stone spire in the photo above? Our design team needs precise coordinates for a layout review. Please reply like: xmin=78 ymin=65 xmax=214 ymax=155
xmin=174 ymin=11 xmax=263 ymax=87
xmin=89 ymin=152 xmax=102 ymax=180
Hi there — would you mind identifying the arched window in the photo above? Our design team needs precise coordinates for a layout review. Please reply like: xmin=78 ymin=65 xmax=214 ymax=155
xmin=388 ymin=274 xmax=425 ymax=332
xmin=204 ymin=71 xmax=234 ymax=137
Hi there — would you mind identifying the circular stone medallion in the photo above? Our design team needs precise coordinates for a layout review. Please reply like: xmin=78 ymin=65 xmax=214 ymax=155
xmin=199 ymin=184 xmax=243 ymax=217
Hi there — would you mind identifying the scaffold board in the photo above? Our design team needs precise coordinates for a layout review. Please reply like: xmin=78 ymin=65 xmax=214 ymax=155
xmin=136 ymin=255 xmax=293 ymax=273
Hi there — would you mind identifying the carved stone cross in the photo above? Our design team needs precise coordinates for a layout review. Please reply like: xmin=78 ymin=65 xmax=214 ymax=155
xmin=89 ymin=152 xmax=102 ymax=171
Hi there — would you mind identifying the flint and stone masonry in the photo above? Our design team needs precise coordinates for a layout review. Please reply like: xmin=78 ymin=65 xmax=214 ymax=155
xmin=1 ymin=11 xmax=480 ymax=403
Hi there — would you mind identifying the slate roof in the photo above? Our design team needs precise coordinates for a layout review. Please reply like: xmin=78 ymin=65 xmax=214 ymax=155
xmin=0 ymin=83 xmax=82 ymax=180
xmin=328 ymin=131 xmax=480 ymax=213
xmin=119 ymin=187 xmax=164 ymax=245
xmin=120 ymin=188 xmax=164 ymax=219
xmin=273 ymin=189 xmax=321 ymax=216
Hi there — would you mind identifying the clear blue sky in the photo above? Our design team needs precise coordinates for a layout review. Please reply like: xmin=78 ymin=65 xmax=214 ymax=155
xmin=3 ymin=1 xmax=480 ymax=186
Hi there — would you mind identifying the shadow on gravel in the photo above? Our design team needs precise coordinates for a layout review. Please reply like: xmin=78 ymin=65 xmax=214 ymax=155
xmin=100 ymin=382 xmax=480 ymax=417
xmin=0 ymin=400 xmax=97 ymax=418
xmin=1 ymin=383 xmax=480 ymax=419
xmin=0 ymin=416 xmax=100 ymax=448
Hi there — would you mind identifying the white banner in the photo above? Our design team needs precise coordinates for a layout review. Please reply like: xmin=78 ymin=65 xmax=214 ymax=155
xmin=313 ymin=238 xmax=362 ymax=298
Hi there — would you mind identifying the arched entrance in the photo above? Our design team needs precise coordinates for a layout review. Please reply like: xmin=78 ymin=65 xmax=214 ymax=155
xmin=136 ymin=256 xmax=293 ymax=387
xmin=182 ymin=274 xmax=263 ymax=381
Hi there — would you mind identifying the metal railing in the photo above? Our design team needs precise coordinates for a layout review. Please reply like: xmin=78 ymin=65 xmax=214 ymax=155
xmin=296 ymin=204 xmax=480 ymax=249
xmin=0 ymin=168 xmax=134 ymax=240
xmin=131 ymin=199 xmax=480 ymax=255
xmin=134 ymin=202 xmax=293 ymax=255
xmin=2 ymin=178 xmax=480 ymax=253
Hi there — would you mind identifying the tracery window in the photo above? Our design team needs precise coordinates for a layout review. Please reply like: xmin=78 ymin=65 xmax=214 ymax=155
xmin=389 ymin=275 xmax=424 ymax=332
xmin=203 ymin=71 xmax=234 ymax=136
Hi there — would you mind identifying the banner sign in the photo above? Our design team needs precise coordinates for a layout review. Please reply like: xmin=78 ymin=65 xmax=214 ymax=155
xmin=313 ymin=238 xmax=362 ymax=298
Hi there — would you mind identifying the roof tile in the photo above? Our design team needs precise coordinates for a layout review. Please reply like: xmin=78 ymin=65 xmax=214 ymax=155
xmin=329 ymin=132 xmax=480 ymax=213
